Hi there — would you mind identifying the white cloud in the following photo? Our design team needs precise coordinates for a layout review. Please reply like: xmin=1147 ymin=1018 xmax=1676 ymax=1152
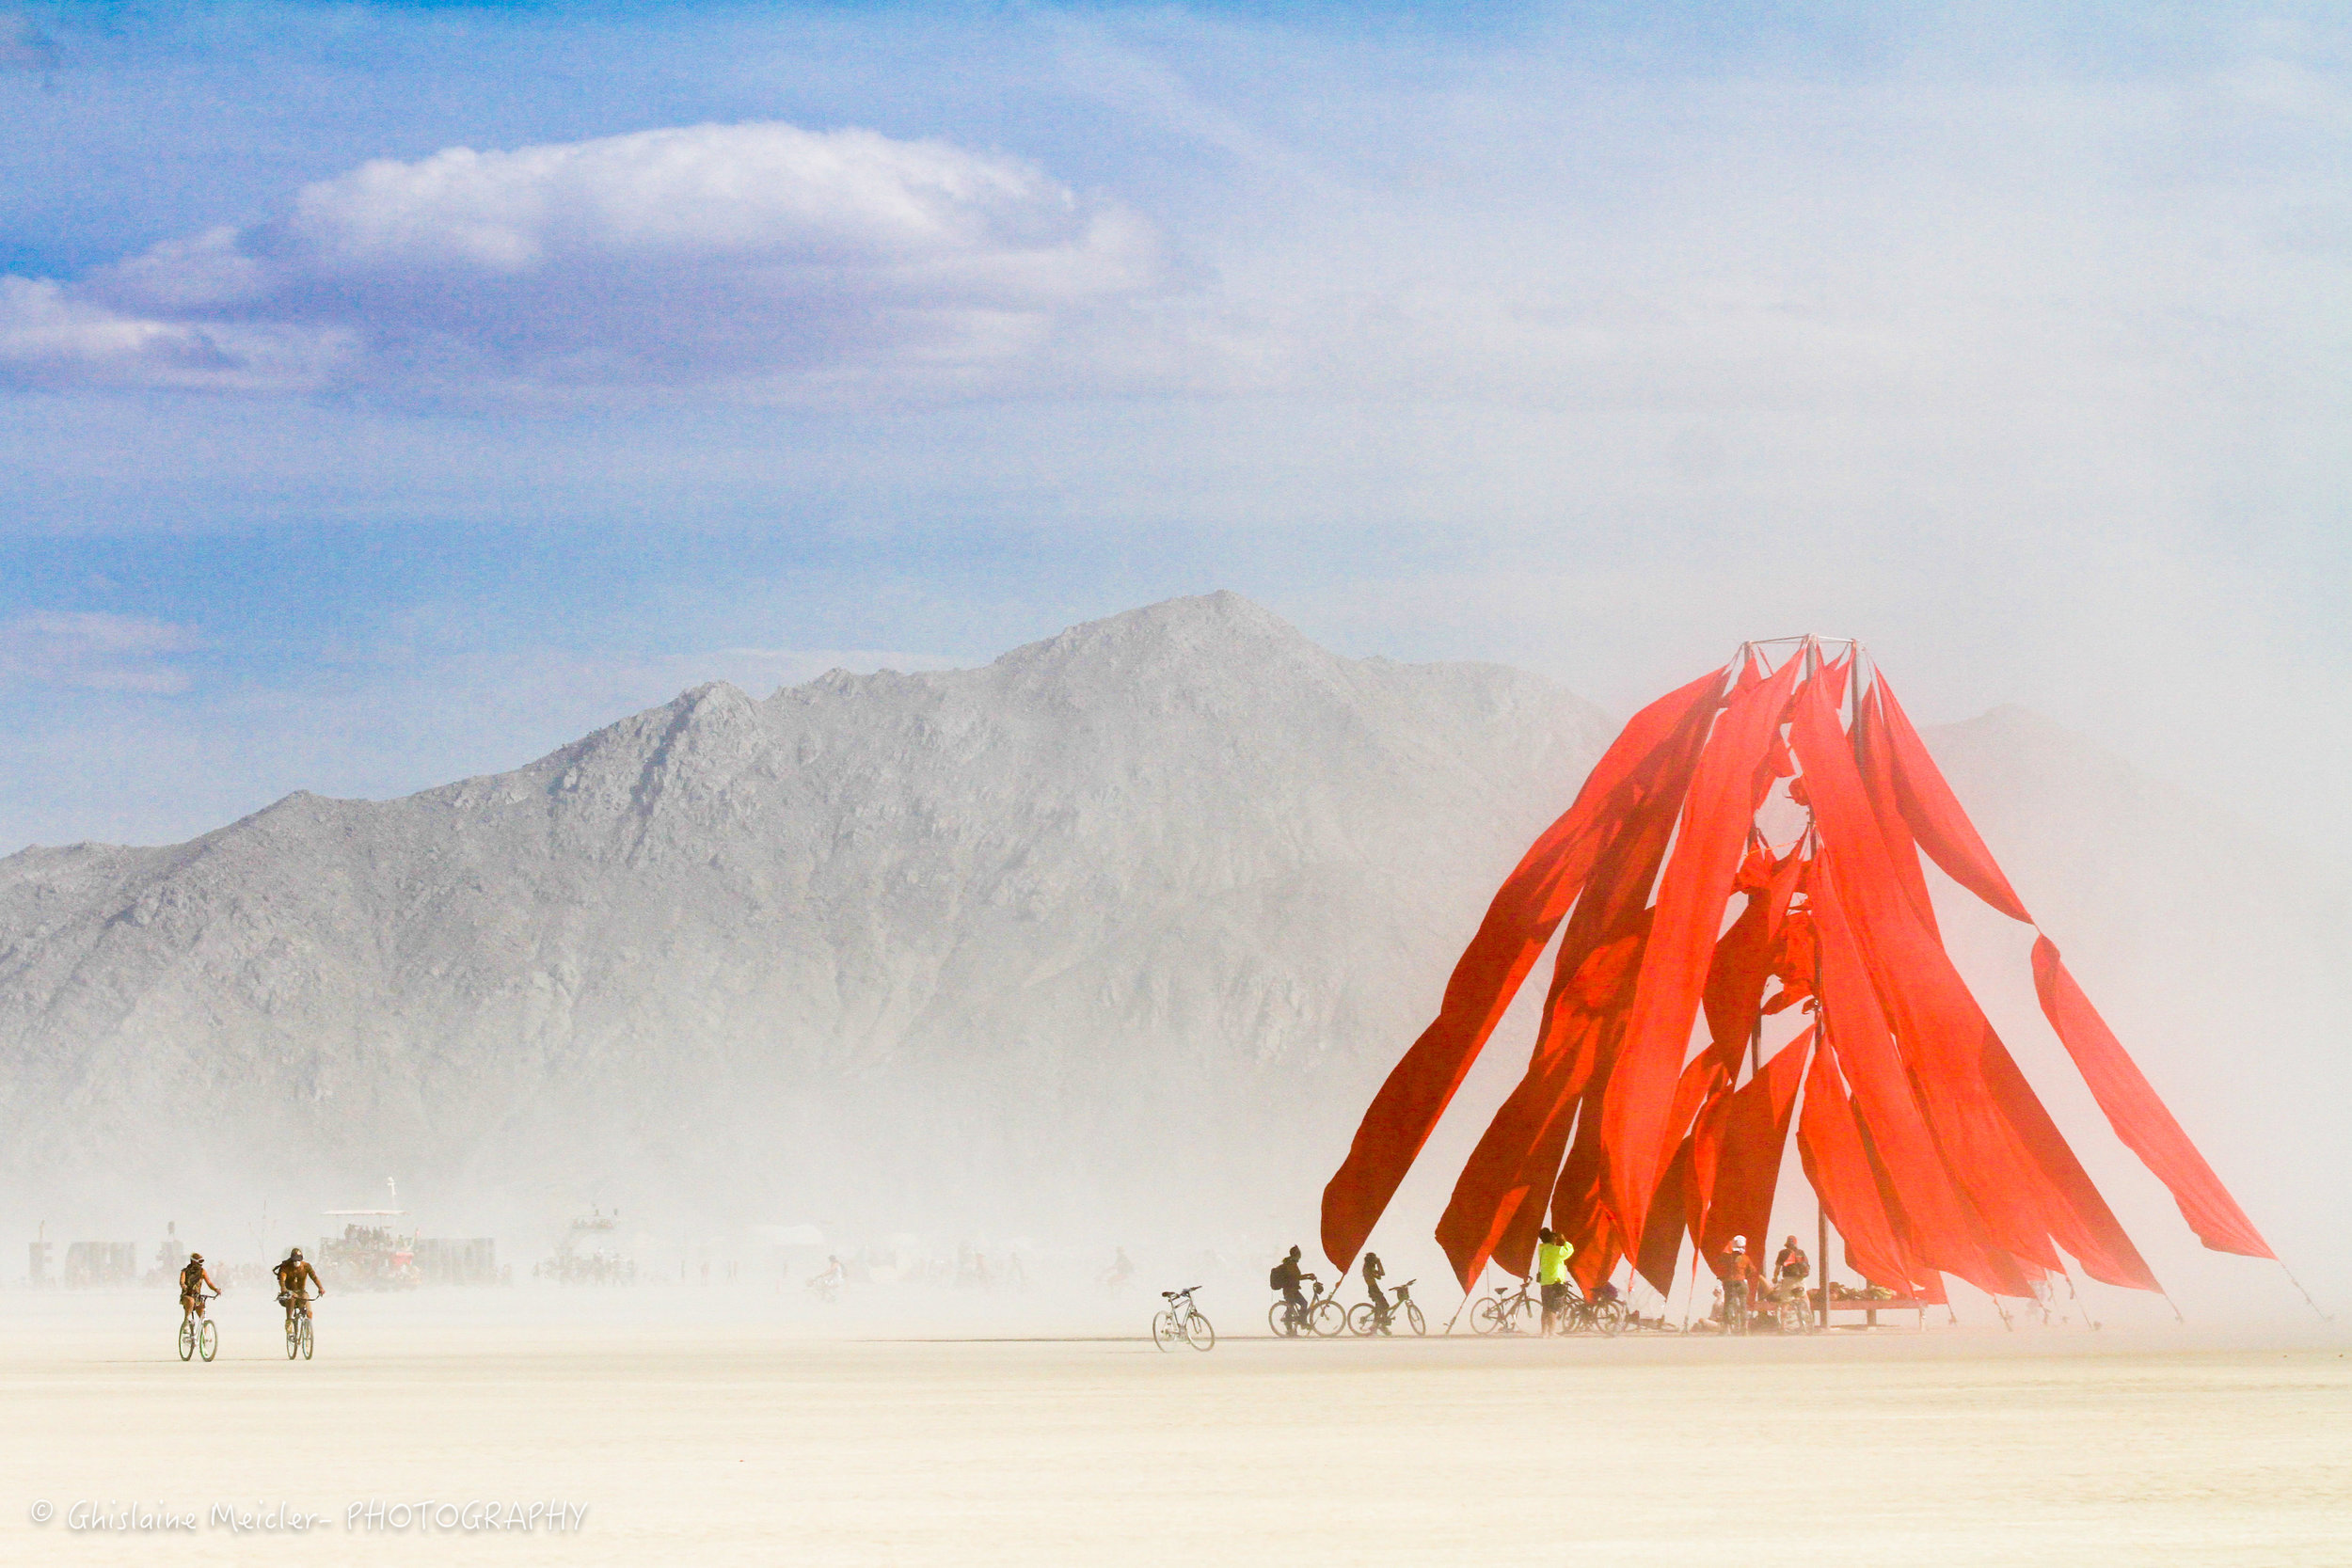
xmin=0 ymin=121 xmax=1168 ymax=399
xmin=0 ymin=612 xmax=200 ymax=694
xmin=0 ymin=276 xmax=356 ymax=393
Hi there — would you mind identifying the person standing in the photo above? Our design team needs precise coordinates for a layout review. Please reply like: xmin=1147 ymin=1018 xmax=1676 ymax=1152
xmin=1269 ymin=1245 xmax=1310 ymax=1332
xmin=1721 ymin=1236 xmax=1762 ymax=1334
xmin=1361 ymin=1250 xmax=1391 ymax=1332
xmin=1535 ymin=1229 xmax=1575 ymax=1337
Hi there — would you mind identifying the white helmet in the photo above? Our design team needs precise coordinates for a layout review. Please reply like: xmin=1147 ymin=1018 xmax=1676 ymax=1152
xmin=1730 ymin=1235 xmax=1747 ymax=1248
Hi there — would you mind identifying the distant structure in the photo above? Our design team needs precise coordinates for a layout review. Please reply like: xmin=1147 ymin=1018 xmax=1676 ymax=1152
xmin=320 ymin=1177 xmax=497 ymax=1287
xmin=63 ymin=1242 xmax=137 ymax=1287
xmin=1324 ymin=638 xmax=2272 ymax=1314
xmin=537 ymin=1207 xmax=634 ymax=1286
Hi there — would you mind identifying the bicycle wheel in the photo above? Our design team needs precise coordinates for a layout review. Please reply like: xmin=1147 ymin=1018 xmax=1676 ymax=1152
xmin=1515 ymin=1295 xmax=1542 ymax=1334
xmin=1347 ymin=1303 xmax=1376 ymax=1337
xmin=285 ymin=1317 xmax=299 ymax=1359
xmin=299 ymin=1317 xmax=313 ymax=1360
xmin=199 ymin=1319 xmax=218 ymax=1361
xmin=1184 ymin=1312 xmax=1216 ymax=1352
xmin=1598 ymin=1301 xmax=1627 ymax=1337
xmin=1470 ymin=1296 xmax=1503 ymax=1335
xmin=1404 ymin=1302 xmax=1426 ymax=1337
xmin=1267 ymin=1302 xmax=1295 ymax=1338
xmin=1152 ymin=1309 xmax=1180 ymax=1352
xmin=1310 ymin=1299 xmax=1346 ymax=1337
xmin=1776 ymin=1296 xmax=1808 ymax=1335
xmin=179 ymin=1318 xmax=196 ymax=1361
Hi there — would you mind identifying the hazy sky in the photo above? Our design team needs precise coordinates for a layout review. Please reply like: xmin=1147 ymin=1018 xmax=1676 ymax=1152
xmin=1 ymin=1 xmax=2345 ymax=851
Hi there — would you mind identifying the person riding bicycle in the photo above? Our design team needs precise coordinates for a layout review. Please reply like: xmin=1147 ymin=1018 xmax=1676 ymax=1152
xmin=1104 ymin=1247 xmax=1136 ymax=1290
xmin=1269 ymin=1245 xmax=1310 ymax=1327
xmin=274 ymin=1247 xmax=324 ymax=1335
xmin=178 ymin=1252 xmax=221 ymax=1320
xmin=1535 ymin=1228 xmax=1576 ymax=1336
xmin=1774 ymin=1235 xmax=1811 ymax=1286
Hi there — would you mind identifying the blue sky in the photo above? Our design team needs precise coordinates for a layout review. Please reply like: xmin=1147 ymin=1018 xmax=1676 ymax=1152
xmin=0 ymin=1 xmax=2346 ymax=849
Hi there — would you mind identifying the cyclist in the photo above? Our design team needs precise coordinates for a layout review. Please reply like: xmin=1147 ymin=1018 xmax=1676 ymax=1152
xmin=1104 ymin=1247 xmax=1136 ymax=1291
xmin=1361 ymin=1250 xmax=1391 ymax=1331
xmin=1773 ymin=1235 xmax=1810 ymax=1286
xmin=179 ymin=1251 xmax=221 ymax=1324
xmin=275 ymin=1246 xmax=325 ymax=1337
xmin=1535 ymin=1228 xmax=1575 ymax=1336
xmin=1268 ymin=1244 xmax=1310 ymax=1331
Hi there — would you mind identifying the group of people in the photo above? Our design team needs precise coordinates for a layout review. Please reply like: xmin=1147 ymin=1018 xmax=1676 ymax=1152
xmin=1260 ymin=1230 xmax=1813 ymax=1338
xmin=175 ymin=1248 xmax=326 ymax=1342
xmin=1715 ymin=1233 xmax=1811 ymax=1331
xmin=1269 ymin=1243 xmax=1406 ymax=1331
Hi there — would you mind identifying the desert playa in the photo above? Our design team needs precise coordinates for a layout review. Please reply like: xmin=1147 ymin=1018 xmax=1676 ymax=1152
xmin=5 ymin=1291 xmax=2345 ymax=1567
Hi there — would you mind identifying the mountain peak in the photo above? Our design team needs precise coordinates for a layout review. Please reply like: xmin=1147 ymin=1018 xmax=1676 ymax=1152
xmin=995 ymin=591 xmax=1322 ymax=677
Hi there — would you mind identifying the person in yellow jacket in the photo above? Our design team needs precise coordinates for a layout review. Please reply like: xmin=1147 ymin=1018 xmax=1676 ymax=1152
xmin=1534 ymin=1228 xmax=1575 ymax=1337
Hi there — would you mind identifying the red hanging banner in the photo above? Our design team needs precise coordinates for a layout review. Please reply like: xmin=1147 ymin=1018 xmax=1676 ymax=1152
xmin=1319 ymin=667 xmax=1722 ymax=1269
xmin=1324 ymin=642 xmax=2269 ymax=1302
xmin=2033 ymin=940 xmax=2272 ymax=1259
xmin=1602 ymin=654 xmax=1806 ymax=1244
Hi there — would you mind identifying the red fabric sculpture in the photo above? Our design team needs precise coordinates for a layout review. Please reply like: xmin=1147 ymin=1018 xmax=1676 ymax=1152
xmin=1320 ymin=639 xmax=2267 ymax=1304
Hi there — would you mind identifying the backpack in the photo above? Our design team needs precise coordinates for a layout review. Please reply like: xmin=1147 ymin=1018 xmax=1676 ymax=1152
xmin=1268 ymin=1263 xmax=1286 ymax=1291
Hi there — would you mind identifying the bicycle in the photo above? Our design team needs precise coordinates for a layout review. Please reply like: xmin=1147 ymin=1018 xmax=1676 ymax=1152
xmin=1560 ymin=1289 xmax=1627 ymax=1337
xmin=1152 ymin=1287 xmax=1216 ymax=1352
xmin=178 ymin=1295 xmax=219 ymax=1363
xmin=283 ymin=1295 xmax=315 ymax=1361
xmin=1771 ymin=1279 xmax=1814 ymax=1334
xmin=1348 ymin=1278 xmax=1425 ymax=1337
xmin=1470 ymin=1275 xmax=1542 ymax=1335
xmin=1267 ymin=1274 xmax=1347 ymax=1338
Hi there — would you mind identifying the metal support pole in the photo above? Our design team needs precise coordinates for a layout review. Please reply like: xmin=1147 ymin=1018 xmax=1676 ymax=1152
xmin=1818 ymin=1191 xmax=1831 ymax=1333
xmin=1814 ymin=1007 xmax=1833 ymax=1332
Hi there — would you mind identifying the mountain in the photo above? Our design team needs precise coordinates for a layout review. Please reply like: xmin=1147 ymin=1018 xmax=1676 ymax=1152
xmin=0 ymin=593 xmax=1614 ymax=1240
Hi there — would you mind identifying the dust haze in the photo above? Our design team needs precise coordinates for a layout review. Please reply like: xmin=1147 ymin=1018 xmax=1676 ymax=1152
xmin=2 ymin=594 xmax=2334 ymax=1329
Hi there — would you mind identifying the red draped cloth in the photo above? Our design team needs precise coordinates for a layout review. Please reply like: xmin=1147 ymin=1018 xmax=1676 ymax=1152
xmin=1321 ymin=642 xmax=2266 ymax=1299
xmin=2033 ymin=941 xmax=2271 ymax=1258
xmin=1871 ymin=677 xmax=2269 ymax=1261
xmin=1603 ymin=656 xmax=1805 ymax=1244
xmin=1693 ymin=1034 xmax=1810 ymax=1264
xmin=1793 ymin=673 xmax=2153 ymax=1288
xmin=1797 ymin=1033 xmax=1925 ymax=1295
xmin=1319 ymin=669 xmax=1722 ymax=1270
